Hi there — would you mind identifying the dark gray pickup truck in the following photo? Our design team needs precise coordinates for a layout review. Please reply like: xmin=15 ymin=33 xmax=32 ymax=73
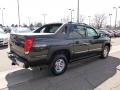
xmin=9 ymin=22 xmax=111 ymax=75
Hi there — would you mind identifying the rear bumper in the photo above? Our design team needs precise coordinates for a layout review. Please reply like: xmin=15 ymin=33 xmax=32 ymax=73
xmin=8 ymin=52 xmax=29 ymax=68
xmin=8 ymin=52 xmax=49 ymax=68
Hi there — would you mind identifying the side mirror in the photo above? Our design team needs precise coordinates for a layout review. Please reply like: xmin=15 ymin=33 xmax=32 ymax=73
xmin=98 ymin=33 xmax=103 ymax=37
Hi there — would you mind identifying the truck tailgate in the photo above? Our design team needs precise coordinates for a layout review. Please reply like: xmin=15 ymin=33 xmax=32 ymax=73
xmin=10 ymin=34 xmax=25 ymax=57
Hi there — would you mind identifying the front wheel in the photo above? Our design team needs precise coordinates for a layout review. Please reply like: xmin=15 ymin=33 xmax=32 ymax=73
xmin=50 ymin=54 xmax=68 ymax=76
xmin=100 ymin=45 xmax=110 ymax=59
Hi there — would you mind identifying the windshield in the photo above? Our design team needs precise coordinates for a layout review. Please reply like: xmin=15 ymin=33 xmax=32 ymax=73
xmin=34 ymin=24 xmax=62 ymax=33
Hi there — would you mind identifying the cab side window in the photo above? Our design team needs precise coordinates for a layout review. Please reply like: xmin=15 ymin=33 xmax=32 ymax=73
xmin=69 ymin=25 xmax=86 ymax=38
xmin=86 ymin=27 xmax=98 ymax=37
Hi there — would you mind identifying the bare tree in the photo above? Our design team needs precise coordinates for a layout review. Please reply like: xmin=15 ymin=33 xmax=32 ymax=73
xmin=93 ymin=14 xmax=106 ymax=29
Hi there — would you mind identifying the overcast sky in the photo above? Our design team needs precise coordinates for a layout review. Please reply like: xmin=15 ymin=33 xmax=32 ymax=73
xmin=0 ymin=0 xmax=120 ymax=26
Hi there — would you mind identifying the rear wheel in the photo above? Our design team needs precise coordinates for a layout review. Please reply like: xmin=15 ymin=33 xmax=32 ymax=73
xmin=50 ymin=54 xmax=68 ymax=76
xmin=100 ymin=45 xmax=110 ymax=58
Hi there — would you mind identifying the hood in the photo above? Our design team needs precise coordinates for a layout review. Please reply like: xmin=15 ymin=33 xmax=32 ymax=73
xmin=0 ymin=33 xmax=8 ymax=38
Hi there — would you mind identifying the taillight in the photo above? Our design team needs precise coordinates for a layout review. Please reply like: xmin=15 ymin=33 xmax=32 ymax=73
xmin=24 ymin=37 xmax=34 ymax=54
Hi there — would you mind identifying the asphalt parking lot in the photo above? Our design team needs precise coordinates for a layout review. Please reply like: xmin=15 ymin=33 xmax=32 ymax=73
xmin=0 ymin=38 xmax=120 ymax=90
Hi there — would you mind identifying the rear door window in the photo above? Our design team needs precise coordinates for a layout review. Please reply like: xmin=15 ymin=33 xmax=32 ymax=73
xmin=86 ymin=27 xmax=98 ymax=38
xmin=69 ymin=25 xmax=86 ymax=39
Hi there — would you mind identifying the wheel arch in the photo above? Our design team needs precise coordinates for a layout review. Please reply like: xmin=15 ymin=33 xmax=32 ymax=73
xmin=104 ymin=43 xmax=111 ymax=50
xmin=49 ymin=49 xmax=71 ymax=63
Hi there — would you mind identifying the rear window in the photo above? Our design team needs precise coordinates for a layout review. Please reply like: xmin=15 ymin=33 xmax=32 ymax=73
xmin=34 ymin=24 xmax=62 ymax=33
xmin=17 ymin=28 xmax=31 ymax=33
xmin=11 ymin=28 xmax=31 ymax=33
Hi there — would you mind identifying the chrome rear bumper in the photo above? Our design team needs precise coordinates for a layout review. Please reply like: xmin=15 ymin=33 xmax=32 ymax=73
xmin=8 ymin=52 xmax=29 ymax=68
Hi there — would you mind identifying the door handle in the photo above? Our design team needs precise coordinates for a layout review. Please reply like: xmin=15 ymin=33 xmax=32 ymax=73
xmin=83 ymin=43 xmax=89 ymax=45
xmin=89 ymin=40 xmax=92 ymax=42
xmin=89 ymin=40 xmax=94 ymax=43
xmin=75 ymin=41 xmax=79 ymax=44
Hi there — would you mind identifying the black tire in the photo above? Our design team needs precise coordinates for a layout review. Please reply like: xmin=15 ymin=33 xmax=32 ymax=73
xmin=100 ymin=45 xmax=110 ymax=59
xmin=50 ymin=54 xmax=68 ymax=76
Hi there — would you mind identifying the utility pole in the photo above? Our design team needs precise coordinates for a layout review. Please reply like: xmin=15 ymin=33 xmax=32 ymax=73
xmin=113 ymin=7 xmax=120 ymax=30
xmin=77 ymin=0 xmax=79 ymax=23
xmin=17 ymin=0 xmax=21 ymax=26
xmin=42 ymin=14 xmax=47 ymax=24
xmin=88 ymin=16 xmax=91 ymax=25
xmin=0 ymin=8 xmax=5 ymax=26
xmin=109 ymin=14 xmax=112 ymax=28
xmin=69 ymin=9 xmax=74 ymax=22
